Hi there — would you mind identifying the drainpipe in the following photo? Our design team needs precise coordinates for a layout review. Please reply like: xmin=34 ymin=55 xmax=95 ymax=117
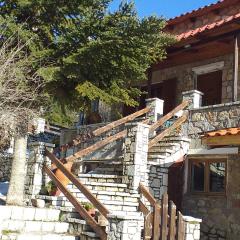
xmin=233 ymin=35 xmax=239 ymax=102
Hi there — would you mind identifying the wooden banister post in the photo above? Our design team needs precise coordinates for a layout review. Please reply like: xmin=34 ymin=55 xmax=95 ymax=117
xmin=145 ymin=98 xmax=164 ymax=124
xmin=123 ymin=122 xmax=149 ymax=191
xmin=182 ymin=90 xmax=203 ymax=109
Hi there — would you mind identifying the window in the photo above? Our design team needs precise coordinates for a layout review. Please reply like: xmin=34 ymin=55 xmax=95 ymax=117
xmin=189 ymin=159 xmax=226 ymax=194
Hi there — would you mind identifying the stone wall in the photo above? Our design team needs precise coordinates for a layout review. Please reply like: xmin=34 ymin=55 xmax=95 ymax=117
xmin=0 ymin=154 xmax=12 ymax=182
xmin=183 ymin=101 xmax=240 ymax=139
xmin=151 ymin=54 xmax=238 ymax=105
xmin=182 ymin=154 xmax=240 ymax=240
xmin=147 ymin=164 xmax=168 ymax=200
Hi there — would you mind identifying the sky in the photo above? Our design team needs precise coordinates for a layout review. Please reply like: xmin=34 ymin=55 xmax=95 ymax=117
xmin=109 ymin=0 xmax=218 ymax=19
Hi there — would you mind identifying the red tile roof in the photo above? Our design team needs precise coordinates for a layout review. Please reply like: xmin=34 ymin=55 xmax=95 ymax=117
xmin=166 ymin=0 xmax=240 ymax=41
xmin=204 ymin=128 xmax=240 ymax=137
xmin=176 ymin=12 xmax=240 ymax=41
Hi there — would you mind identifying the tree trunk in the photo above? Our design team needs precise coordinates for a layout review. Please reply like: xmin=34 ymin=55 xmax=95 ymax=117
xmin=6 ymin=135 xmax=27 ymax=206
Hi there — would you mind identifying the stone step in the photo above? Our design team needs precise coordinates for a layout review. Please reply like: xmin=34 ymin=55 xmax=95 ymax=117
xmin=148 ymin=148 xmax=175 ymax=154
xmin=81 ymin=231 xmax=100 ymax=240
xmin=78 ymin=174 xmax=123 ymax=184
xmin=0 ymin=233 xmax=80 ymax=240
xmin=1 ymin=219 xmax=70 ymax=234
xmin=148 ymin=154 xmax=167 ymax=160
xmin=158 ymin=136 xmax=191 ymax=143
xmin=0 ymin=206 xmax=60 ymax=222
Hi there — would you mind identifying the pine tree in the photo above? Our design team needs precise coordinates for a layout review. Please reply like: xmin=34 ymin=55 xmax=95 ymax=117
xmin=0 ymin=0 xmax=175 ymax=125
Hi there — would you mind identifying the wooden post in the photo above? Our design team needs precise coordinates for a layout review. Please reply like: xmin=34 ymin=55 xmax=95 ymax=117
xmin=153 ymin=201 xmax=161 ymax=240
xmin=161 ymin=193 xmax=168 ymax=240
xmin=233 ymin=35 xmax=239 ymax=102
xmin=168 ymin=201 xmax=177 ymax=240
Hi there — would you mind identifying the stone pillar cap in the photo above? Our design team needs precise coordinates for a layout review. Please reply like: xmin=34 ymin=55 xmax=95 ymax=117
xmin=183 ymin=216 xmax=202 ymax=223
xmin=182 ymin=90 xmax=204 ymax=96
xmin=145 ymin=98 xmax=164 ymax=102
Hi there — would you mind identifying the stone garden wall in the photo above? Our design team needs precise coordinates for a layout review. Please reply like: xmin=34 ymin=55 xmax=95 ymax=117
xmin=0 ymin=154 xmax=12 ymax=182
xmin=182 ymin=154 xmax=240 ymax=240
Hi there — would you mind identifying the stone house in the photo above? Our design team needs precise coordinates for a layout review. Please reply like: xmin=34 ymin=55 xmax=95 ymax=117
xmin=65 ymin=0 xmax=240 ymax=239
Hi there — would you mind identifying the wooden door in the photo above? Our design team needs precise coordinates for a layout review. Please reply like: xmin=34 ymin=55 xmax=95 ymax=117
xmin=197 ymin=70 xmax=222 ymax=106
xmin=162 ymin=78 xmax=177 ymax=114
xmin=168 ymin=161 xmax=184 ymax=211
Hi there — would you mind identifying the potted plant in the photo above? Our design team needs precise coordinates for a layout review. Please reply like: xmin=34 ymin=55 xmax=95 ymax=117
xmin=82 ymin=202 xmax=96 ymax=217
xmin=45 ymin=181 xmax=59 ymax=196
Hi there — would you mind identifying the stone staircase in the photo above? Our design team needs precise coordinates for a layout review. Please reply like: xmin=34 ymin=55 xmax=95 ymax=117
xmin=148 ymin=135 xmax=191 ymax=165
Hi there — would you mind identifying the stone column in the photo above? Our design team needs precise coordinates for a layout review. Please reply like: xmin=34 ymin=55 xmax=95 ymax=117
xmin=145 ymin=98 xmax=164 ymax=124
xmin=123 ymin=122 xmax=149 ymax=191
xmin=107 ymin=214 xmax=143 ymax=240
xmin=183 ymin=216 xmax=202 ymax=240
xmin=25 ymin=142 xmax=55 ymax=199
xmin=182 ymin=90 xmax=203 ymax=109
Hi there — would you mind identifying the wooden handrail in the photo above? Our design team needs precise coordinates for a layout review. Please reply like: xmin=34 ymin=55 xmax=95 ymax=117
xmin=93 ymin=107 xmax=150 ymax=136
xmin=45 ymin=149 xmax=110 ymax=218
xmin=139 ymin=183 xmax=156 ymax=206
xmin=61 ymin=107 xmax=150 ymax=150
xmin=149 ymin=100 xmax=189 ymax=133
xmin=43 ymin=165 xmax=107 ymax=240
xmin=148 ymin=114 xmax=188 ymax=149
xmin=65 ymin=118 xmax=149 ymax=163
xmin=66 ymin=129 xmax=127 ymax=162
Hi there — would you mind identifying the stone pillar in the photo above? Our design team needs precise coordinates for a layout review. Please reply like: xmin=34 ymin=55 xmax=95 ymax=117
xmin=145 ymin=98 xmax=164 ymax=124
xmin=183 ymin=216 xmax=202 ymax=240
xmin=182 ymin=90 xmax=203 ymax=109
xmin=25 ymin=142 xmax=55 ymax=199
xmin=123 ymin=122 xmax=149 ymax=191
xmin=107 ymin=214 xmax=143 ymax=240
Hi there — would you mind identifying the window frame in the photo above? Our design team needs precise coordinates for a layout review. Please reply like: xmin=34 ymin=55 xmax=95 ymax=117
xmin=188 ymin=158 xmax=227 ymax=196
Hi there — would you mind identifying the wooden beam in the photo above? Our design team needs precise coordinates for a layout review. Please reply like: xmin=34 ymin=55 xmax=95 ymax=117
xmin=233 ymin=35 xmax=239 ymax=102
xmin=43 ymin=165 xmax=107 ymax=240
xmin=66 ymin=129 xmax=127 ymax=162
xmin=149 ymin=115 xmax=188 ymax=149
xmin=149 ymin=101 xmax=189 ymax=133
xmin=45 ymin=149 xmax=110 ymax=219
xmin=202 ymin=134 xmax=240 ymax=146
xmin=93 ymin=107 xmax=150 ymax=136
xmin=139 ymin=183 xmax=157 ymax=207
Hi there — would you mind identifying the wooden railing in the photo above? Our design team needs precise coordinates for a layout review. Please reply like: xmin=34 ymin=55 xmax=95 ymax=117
xmin=45 ymin=149 xmax=109 ymax=240
xmin=148 ymin=100 xmax=189 ymax=149
xmin=139 ymin=183 xmax=185 ymax=240
xmin=61 ymin=107 xmax=150 ymax=151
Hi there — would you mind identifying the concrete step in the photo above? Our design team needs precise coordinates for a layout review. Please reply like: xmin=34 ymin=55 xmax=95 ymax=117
xmin=158 ymin=136 xmax=191 ymax=143
xmin=0 ymin=233 xmax=80 ymax=240
xmin=148 ymin=148 xmax=175 ymax=155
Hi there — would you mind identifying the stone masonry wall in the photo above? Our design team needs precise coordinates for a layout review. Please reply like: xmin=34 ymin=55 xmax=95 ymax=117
xmin=0 ymin=154 xmax=12 ymax=182
xmin=147 ymin=164 xmax=168 ymax=200
xmin=182 ymin=154 xmax=240 ymax=240
xmin=151 ymin=54 xmax=237 ymax=105
xmin=183 ymin=101 xmax=240 ymax=139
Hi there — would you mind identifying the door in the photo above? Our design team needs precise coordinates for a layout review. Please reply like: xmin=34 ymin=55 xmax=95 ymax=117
xmin=168 ymin=161 xmax=185 ymax=211
xmin=197 ymin=70 xmax=222 ymax=106
xmin=161 ymin=78 xmax=177 ymax=114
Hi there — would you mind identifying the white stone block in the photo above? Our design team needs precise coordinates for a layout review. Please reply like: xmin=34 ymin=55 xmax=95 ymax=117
xmin=25 ymin=221 xmax=42 ymax=232
xmin=11 ymin=206 xmax=24 ymax=220
xmin=54 ymin=222 xmax=69 ymax=233
xmin=23 ymin=207 xmax=35 ymax=221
